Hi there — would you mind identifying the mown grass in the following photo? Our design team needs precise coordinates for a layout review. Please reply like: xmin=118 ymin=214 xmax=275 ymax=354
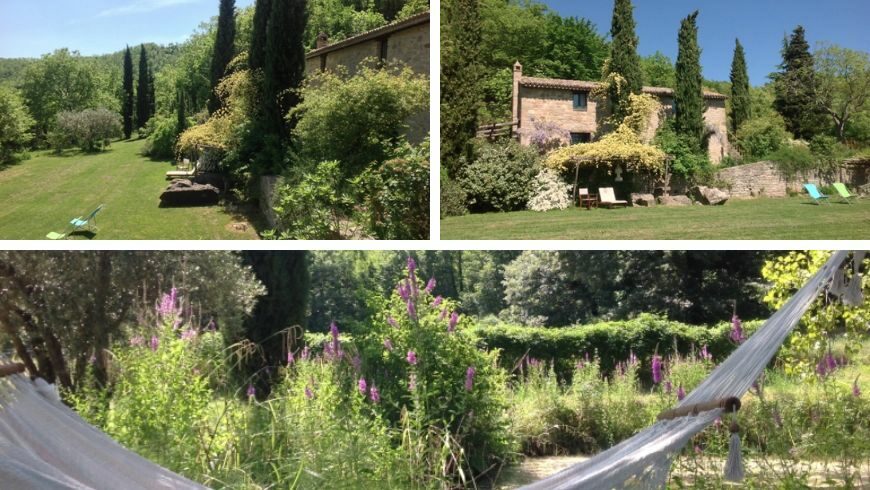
xmin=441 ymin=197 xmax=870 ymax=240
xmin=0 ymin=139 xmax=261 ymax=240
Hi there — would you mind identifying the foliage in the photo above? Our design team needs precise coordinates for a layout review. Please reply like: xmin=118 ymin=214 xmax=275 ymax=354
xmin=654 ymin=120 xmax=710 ymax=178
xmin=674 ymin=11 xmax=704 ymax=149
xmin=641 ymin=51 xmax=675 ymax=88
xmin=248 ymin=0 xmax=271 ymax=71
xmin=813 ymin=43 xmax=870 ymax=141
xmin=305 ymin=0 xmax=387 ymax=50
xmin=292 ymin=62 xmax=428 ymax=180
xmin=730 ymin=39 xmax=752 ymax=135
xmin=262 ymin=0 xmax=307 ymax=148
xmin=500 ymin=251 xmax=584 ymax=327
xmin=271 ymin=160 xmax=354 ymax=239
xmin=761 ymin=251 xmax=869 ymax=377
xmin=441 ymin=0 xmax=482 ymax=177
xmin=354 ymin=140 xmax=430 ymax=240
xmin=766 ymin=144 xmax=816 ymax=180
xmin=0 ymin=85 xmax=35 ymax=164
xmin=208 ymin=0 xmax=237 ymax=114
xmin=141 ymin=115 xmax=182 ymax=159
xmin=545 ymin=124 xmax=666 ymax=175
xmin=607 ymin=0 xmax=643 ymax=121
xmin=51 ymin=108 xmax=121 ymax=152
xmin=122 ymin=47 xmax=135 ymax=139
xmin=773 ymin=26 xmax=826 ymax=140
xmin=440 ymin=174 xmax=468 ymax=218
xmin=527 ymin=169 xmax=571 ymax=212
xmin=458 ymin=139 xmax=540 ymax=212
xmin=734 ymin=113 xmax=791 ymax=160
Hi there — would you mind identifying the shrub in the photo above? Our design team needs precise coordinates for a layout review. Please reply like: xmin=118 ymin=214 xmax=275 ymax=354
xmin=52 ymin=108 xmax=121 ymax=152
xmin=767 ymin=144 xmax=816 ymax=180
xmin=142 ymin=115 xmax=181 ymax=160
xmin=354 ymin=140 xmax=430 ymax=240
xmin=653 ymin=120 xmax=710 ymax=179
xmin=440 ymin=174 xmax=468 ymax=217
xmin=270 ymin=160 xmax=354 ymax=240
xmin=459 ymin=139 xmax=540 ymax=212
xmin=735 ymin=114 xmax=790 ymax=160
xmin=291 ymin=62 xmax=429 ymax=180
xmin=527 ymin=169 xmax=571 ymax=211
xmin=0 ymin=85 xmax=35 ymax=164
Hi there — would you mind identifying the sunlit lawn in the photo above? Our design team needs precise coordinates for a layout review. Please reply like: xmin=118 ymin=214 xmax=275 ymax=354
xmin=441 ymin=197 xmax=870 ymax=240
xmin=0 ymin=139 xmax=261 ymax=240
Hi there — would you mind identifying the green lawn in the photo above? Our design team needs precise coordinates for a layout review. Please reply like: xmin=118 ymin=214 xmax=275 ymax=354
xmin=441 ymin=197 xmax=870 ymax=240
xmin=0 ymin=139 xmax=260 ymax=240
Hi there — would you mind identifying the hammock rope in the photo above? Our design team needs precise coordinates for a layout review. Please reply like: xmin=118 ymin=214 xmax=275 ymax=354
xmin=522 ymin=250 xmax=863 ymax=490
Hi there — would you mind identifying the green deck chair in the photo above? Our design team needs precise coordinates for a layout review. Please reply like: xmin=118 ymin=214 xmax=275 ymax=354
xmin=803 ymin=184 xmax=830 ymax=205
xmin=70 ymin=204 xmax=104 ymax=232
xmin=832 ymin=183 xmax=856 ymax=204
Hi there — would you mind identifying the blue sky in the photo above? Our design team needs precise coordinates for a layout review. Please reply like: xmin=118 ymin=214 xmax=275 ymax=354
xmin=546 ymin=0 xmax=870 ymax=86
xmin=0 ymin=0 xmax=255 ymax=58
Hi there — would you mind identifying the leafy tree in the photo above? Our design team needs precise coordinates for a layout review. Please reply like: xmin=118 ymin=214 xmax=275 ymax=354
xmin=249 ymin=0 xmax=272 ymax=71
xmin=734 ymin=112 xmax=790 ymax=160
xmin=122 ymin=46 xmax=135 ymax=139
xmin=305 ymin=0 xmax=386 ymax=50
xmin=0 ymin=86 xmax=35 ymax=164
xmin=773 ymin=26 xmax=826 ymax=140
xmin=607 ymin=0 xmax=643 ymax=122
xmin=674 ymin=11 xmax=704 ymax=149
xmin=459 ymin=139 xmax=540 ymax=212
xmin=136 ymin=45 xmax=154 ymax=129
xmin=52 ymin=108 xmax=122 ymax=152
xmin=813 ymin=43 xmax=870 ymax=141
xmin=441 ymin=0 xmax=482 ymax=178
xmin=730 ymin=38 xmax=752 ymax=134
xmin=21 ymin=49 xmax=101 ymax=143
xmin=642 ymin=51 xmax=676 ymax=88
xmin=262 ymin=0 xmax=307 ymax=152
xmin=291 ymin=63 xmax=428 ymax=179
xmin=209 ymin=0 xmax=237 ymax=114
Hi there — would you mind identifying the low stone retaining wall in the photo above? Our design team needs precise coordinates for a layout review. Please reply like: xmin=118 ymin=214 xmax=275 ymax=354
xmin=715 ymin=161 xmax=790 ymax=198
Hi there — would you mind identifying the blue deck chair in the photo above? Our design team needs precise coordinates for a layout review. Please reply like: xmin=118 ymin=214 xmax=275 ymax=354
xmin=803 ymin=184 xmax=830 ymax=205
xmin=70 ymin=204 xmax=104 ymax=232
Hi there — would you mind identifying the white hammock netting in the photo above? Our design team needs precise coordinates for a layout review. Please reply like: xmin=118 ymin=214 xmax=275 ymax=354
xmin=523 ymin=250 xmax=865 ymax=490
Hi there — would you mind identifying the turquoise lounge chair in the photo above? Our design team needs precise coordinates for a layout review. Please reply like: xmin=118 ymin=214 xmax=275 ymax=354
xmin=832 ymin=183 xmax=856 ymax=204
xmin=803 ymin=184 xmax=829 ymax=205
xmin=70 ymin=204 xmax=104 ymax=232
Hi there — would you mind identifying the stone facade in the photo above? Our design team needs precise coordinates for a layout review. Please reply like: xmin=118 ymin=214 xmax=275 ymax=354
xmin=304 ymin=12 xmax=430 ymax=143
xmin=512 ymin=62 xmax=730 ymax=163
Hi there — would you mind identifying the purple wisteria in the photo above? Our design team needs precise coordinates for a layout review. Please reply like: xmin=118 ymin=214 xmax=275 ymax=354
xmin=730 ymin=315 xmax=745 ymax=343
xmin=407 ymin=350 xmax=418 ymax=365
xmin=465 ymin=366 xmax=476 ymax=392
xmin=651 ymin=355 xmax=663 ymax=384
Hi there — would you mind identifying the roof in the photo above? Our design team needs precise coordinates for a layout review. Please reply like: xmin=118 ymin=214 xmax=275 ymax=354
xmin=518 ymin=76 xmax=727 ymax=100
xmin=306 ymin=11 xmax=430 ymax=59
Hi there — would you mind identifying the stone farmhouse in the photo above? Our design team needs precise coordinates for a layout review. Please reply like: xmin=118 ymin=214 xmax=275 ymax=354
xmin=511 ymin=62 xmax=730 ymax=163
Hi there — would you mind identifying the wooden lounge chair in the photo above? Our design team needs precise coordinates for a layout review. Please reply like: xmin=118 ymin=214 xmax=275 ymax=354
xmin=832 ymin=183 xmax=856 ymax=204
xmin=577 ymin=188 xmax=598 ymax=210
xmin=598 ymin=187 xmax=628 ymax=208
xmin=803 ymin=183 xmax=830 ymax=205
xmin=166 ymin=160 xmax=200 ymax=180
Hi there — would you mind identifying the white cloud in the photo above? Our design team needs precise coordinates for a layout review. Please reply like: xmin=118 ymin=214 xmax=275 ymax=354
xmin=97 ymin=0 xmax=202 ymax=18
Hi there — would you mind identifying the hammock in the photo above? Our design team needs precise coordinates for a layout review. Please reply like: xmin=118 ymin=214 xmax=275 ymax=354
xmin=523 ymin=250 xmax=865 ymax=490
xmin=0 ymin=369 xmax=208 ymax=489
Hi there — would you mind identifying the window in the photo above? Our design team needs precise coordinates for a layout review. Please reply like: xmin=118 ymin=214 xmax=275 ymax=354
xmin=379 ymin=38 xmax=389 ymax=61
xmin=570 ymin=132 xmax=591 ymax=144
xmin=573 ymin=91 xmax=588 ymax=111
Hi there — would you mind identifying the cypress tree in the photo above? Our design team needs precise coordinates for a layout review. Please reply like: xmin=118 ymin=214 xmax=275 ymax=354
xmin=608 ymin=0 xmax=643 ymax=122
xmin=773 ymin=26 xmax=825 ymax=140
xmin=249 ymin=0 xmax=272 ymax=71
xmin=208 ymin=0 xmax=237 ymax=114
xmin=122 ymin=46 xmax=134 ymax=139
xmin=729 ymin=38 xmax=751 ymax=134
xmin=263 ymin=0 xmax=307 ymax=144
xmin=136 ymin=45 xmax=152 ymax=129
xmin=148 ymin=69 xmax=156 ymax=121
xmin=674 ymin=11 xmax=704 ymax=149
xmin=177 ymin=91 xmax=187 ymax=134
xmin=441 ymin=0 xmax=482 ymax=178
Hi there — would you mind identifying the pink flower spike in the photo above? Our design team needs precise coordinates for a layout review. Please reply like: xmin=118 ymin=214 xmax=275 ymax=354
xmin=406 ymin=350 xmax=417 ymax=365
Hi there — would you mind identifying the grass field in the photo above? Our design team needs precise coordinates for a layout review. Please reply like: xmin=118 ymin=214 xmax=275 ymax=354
xmin=0 ymin=139 xmax=261 ymax=240
xmin=441 ymin=197 xmax=870 ymax=240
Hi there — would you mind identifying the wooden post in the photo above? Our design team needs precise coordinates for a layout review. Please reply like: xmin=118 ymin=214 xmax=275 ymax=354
xmin=0 ymin=363 xmax=25 ymax=378
xmin=573 ymin=161 xmax=580 ymax=205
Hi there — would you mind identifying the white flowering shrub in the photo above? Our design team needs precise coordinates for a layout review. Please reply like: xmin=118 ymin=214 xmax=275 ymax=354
xmin=527 ymin=169 xmax=571 ymax=211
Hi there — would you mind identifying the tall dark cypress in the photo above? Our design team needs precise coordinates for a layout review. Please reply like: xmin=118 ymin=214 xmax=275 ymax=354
xmin=263 ymin=0 xmax=307 ymax=143
xmin=608 ymin=0 xmax=643 ymax=122
xmin=148 ymin=69 xmax=156 ymax=121
xmin=729 ymin=38 xmax=751 ymax=134
xmin=208 ymin=0 xmax=237 ymax=114
xmin=136 ymin=45 xmax=152 ymax=129
xmin=122 ymin=46 xmax=134 ymax=139
xmin=177 ymin=91 xmax=187 ymax=134
xmin=249 ymin=0 xmax=272 ymax=71
xmin=674 ymin=11 xmax=704 ymax=149
xmin=440 ymin=0 xmax=482 ymax=178
xmin=773 ymin=26 xmax=824 ymax=140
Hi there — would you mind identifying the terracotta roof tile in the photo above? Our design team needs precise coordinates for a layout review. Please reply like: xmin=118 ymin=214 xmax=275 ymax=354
xmin=306 ymin=11 xmax=429 ymax=59
xmin=519 ymin=76 xmax=727 ymax=100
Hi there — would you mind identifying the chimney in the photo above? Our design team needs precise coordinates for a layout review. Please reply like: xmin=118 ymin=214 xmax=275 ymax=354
xmin=316 ymin=32 xmax=329 ymax=49
xmin=512 ymin=61 xmax=522 ymax=127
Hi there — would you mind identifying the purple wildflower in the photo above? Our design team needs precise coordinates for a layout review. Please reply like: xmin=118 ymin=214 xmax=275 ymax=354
xmin=387 ymin=316 xmax=398 ymax=328
xmin=432 ymin=295 xmax=443 ymax=307
xmin=181 ymin=329 xmax=197 ymax=341
xmin=358 ymin=377 xmax=368 ymax=395
xmin=398 ymin=283 xmax=410 ymax=302
xmin=407 ymin=300 xmax=416 ymax=320
xmin=825 ymin=352 xmax=837 ymax=372
xmin=465 ymin=366 xmax=476 ymax=392
xmin=853 ymin=379 xmax=862 ymax=398
xmin=407 ymin=257 xmax=416 ymax=274
xmin=439 ymin=308 xmax=448 ymax=320
xmin=425 ymin=277 xmax=436 ymax=293
xmin=730 ymin=315 xmax=744 ymax=343
xmin=448 ymin=312 xmax=459 ymax=333
xmin=664 ymin=380 xmax=672 ymax=394
xmin=816 ymin=359 xmax=828 ymax=377
xmin=677 ymin=385 xmax=686 ymax=401
xmin=301 ymin=346 xmax=311 ymax=361
xmin=409 ymin=373 xmax=417 ymax=391
xmin=406 ymin=350 xmax=418 ymax=365
xmin=150 ymin=336 xmax=159 ymax=352
xmin=651 ymin=355 xmax=663 ymax=384
xmin=700 ymin=344 xmax=711 ymax=361
xmin=287 ymin=351 xmax=295 ymax=365
xmin=383 ymin=338 xmax=394 ymax=351
xmin=325 ymin=322 xmax=343 ymax=360
xmin=304 ymin=386 xmax=314 ymax=399
xmin=369 ymin=385 xmax=380 ymax=403
xmin=246 ymin=384 xmax=256 ymax=398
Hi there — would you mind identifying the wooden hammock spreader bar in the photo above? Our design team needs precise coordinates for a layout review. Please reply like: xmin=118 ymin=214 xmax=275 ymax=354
xmin=656 ymin=396 xmax=741 ymax=421
xmin=0 ymin=362 xmax=25 ymax=378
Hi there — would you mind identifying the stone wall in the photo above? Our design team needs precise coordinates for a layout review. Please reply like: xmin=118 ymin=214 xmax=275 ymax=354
xmin=517 ymin=87 xmax=602 ymax=145
xmin=715 ymin=161 xmax=790 ymax=197
xmin=387 ymin=22 xmax=430 ymax=75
